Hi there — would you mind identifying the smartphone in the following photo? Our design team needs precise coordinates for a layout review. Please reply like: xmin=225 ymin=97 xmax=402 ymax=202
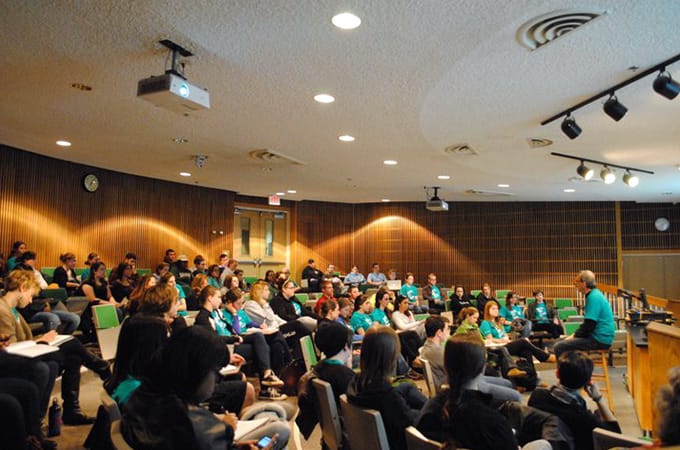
xmin=256 ymin=436 xmax=272 ymax=449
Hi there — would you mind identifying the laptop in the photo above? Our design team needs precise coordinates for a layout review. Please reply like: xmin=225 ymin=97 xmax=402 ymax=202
xmin=386 ymin=279 xmax=402 ymax=290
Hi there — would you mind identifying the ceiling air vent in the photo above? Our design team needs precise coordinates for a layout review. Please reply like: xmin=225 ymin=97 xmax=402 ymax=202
xmin=444 ymin=144 xmax=477 ymax=156
xmin=517 ymin=9 xmax=606 ymax=50
xmin=465 ymin=189 xmax=515 ymax=197
xmin=248 ymin=149 xmax=305 ymax=166
xmin=527 ymin=138 xmax=553 ymax=149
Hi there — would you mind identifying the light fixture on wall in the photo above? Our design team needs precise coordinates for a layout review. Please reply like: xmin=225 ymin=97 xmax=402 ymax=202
xmin=551 ymin=152 xmax=653 ymax=188
xmin=542 ymin=52 xmax=680 ymax=137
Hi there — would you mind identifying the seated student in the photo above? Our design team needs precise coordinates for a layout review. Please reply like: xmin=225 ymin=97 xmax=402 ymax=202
xmin=192 ymin=255 xmax=208 ymax=279
xmin=346 ymin=326 xmax=426 ymax=450
xmin=122 ymin=326 xmax=289 ymax=450
xmin=0 ymin=377 xmax=55 ymax=450
xmin=399 ymin=272 xmax=428 ymax=313
xmin=476 ymin=283 xmax=500 ymax=317
xmin=313 ymin=280 xmax=336 ymax=316
xmin=500 ymin=291 xmax=532 ymax=338
xmin=343 ymin=265 xmax=366 ymax=285
xmin=349 ymin=295 xmax=375 ymax=336
xmin=233 ymin=269 xmax=250 ymax=292
xmin=76 ymin=261 xmax=124 ymax=339
xmin=528 ymin=350 xmax=619 ymax=450
xmin=126 ymin=273 xmax=156 ymax=316
xmin=481 ymin=302 xmax=556 ymax=371
xmin=207 ymin=264 xmax=222 ymax=289
xmin=317 ymin=299 xmax=340 ymax=329
xmin=195 ymin=285 xmax=286 ymax=401
xmin=337 ymin=296 xmax=362 ymax=342
xmin=296 ymin=322 xmax=355 ymax=440
xmin=391 ymin=295 xmax=426 ymax=339
xmin=422 ymin=273 xmax=446 ymax=314
xmin=245 ymin=281 xmax=312 ymax=355
xmin=554 ymin=271 xmax=614 ymax=358
xmin=15 ymin=251 xmax=48 ymax=289
xmin=109 ymin=262 xmax=134 ymax=303
xmin=420 ymin=316 xmax=520 ymax=404
xmin=270 ymin=278 xmax=318 ymax=332
xmin=6 ymin=240 xmax=27 ymax=272
xmin=527 ymin=289 xmax=563 ymax=339
xmin=418 ymin=333 xmax=551 ymax=450
xmin=52 ymin=252 xmax=80 ymax=296
xmin=79 ymin=251 xmax=100 ymax=283
xmin=366 ymin=262 xmax=386 ymax=287
xmin=449 ymin=285 xmax=473 ymax=320
xmin=376 ymin=292 xmax=420 ymax=371
xmin=654 ymin=366 xmax=680 ymax=447
xmin=455 ymin=306 xmax=528 ymax=381
xmin=159 ymin=272 xmax=188 ymax=316
xmin=153 ymin=261 xmax=170 ymax=282
xmin=186 ymin=272 xmax=209 ymax=311
xmin=223 ymin=287 xmax=291 ymax=380
xmin=0 ymin=269 xmax=111 ymax=425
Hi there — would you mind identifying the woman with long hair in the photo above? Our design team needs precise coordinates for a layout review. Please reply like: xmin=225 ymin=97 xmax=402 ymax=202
xmin=52 ymin=252 xmax=79 ymax=295
xmin=6 ymin=241 xmax=27 ymax=271
xmin=481 ymin=302 xmax=555 ymax=371
xmin=346 ymin=327 xmax=426 ymax=450
xmin=207 ymin=264 xmax=222 ymax=289
xmin=127 ymin=274 xmax=156 ymax=316
xmin=500 ymin=291 xmax=532 ymax=338
xmin=110 ymin=262 xmax=134 ymax=303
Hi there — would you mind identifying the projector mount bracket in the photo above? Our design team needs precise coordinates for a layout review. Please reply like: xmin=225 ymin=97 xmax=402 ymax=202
xmin=159 ymin=39 xmax=193 ymax=80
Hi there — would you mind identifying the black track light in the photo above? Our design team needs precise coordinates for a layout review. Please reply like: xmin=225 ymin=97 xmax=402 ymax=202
xmin=577 ymin=162 xmax=594 ymax=180
xmin=653 ymin=71 xmax=680 ymax=100
xmin=561 ymin=114 xmax=582 ymax=139
xmin=603 ymin=94 xmax=627 ymax=121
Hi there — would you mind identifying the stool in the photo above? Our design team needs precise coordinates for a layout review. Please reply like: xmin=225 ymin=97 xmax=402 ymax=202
xmin=589 ymin=349 xmax=614 ymax=412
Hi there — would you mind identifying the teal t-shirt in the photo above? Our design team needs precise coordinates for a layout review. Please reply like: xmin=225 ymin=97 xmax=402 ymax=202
xmin=400 ymin=285 xmax=418 ymax=304
xmin=211 ymin=310 xmax=233 ymax=336
xmin=584 ymin=288 xmax=615 ymax=345
xmin=535 ymin=302 xmax=549 ymax=323
xmin=222 ymin=309 xmax=254 ymax=333
xmin=480 ymin=320 xmax=506 ymax=339
xmin=350 ymin=312 xmax=373 ymax=333
xmin=370 ymin=308 xmax=390 ymax=326
xmin=431 ymin=286 xmax=441 ymax=300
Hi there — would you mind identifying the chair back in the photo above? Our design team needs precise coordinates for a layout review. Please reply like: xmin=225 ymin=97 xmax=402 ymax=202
xmin=405 ymin=426 xmax=443 ymax=450
xmin=592 ymin=427 xmax=647 ymax=450
xmin=38 ymin=288 xmax=68 ymax=302
xmin=339 ymin=394 xmax=389 ymax=450
xmin=300 ymin=335 xmax=318 ymax=371
xmin=557 ymin=307 xmax=579 ymax=321
xmin=563 ymin=321 xmax=582 ymax=336
xmin=93 ymin=304 xmax=120 ymax=329
xmin=554 ymin=298 xmax=574 ymax=309
xmin=420 ymin=358 xmax=438 ymax=397
xmin=312 ymin=379 xmax=343 ymax=450
xmin=296 ymin=293 xmax=309 ymax=305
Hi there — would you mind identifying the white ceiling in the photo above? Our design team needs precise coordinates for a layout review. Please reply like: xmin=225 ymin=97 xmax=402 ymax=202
xmin=2 ymin=0 xmax=680 ymax=203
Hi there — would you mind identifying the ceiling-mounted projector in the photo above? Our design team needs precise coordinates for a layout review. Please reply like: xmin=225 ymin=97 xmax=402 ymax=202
xmin=426 ymin=186 xmax=449 ymax=211
xmin=137 ymin=39 xmax=210 ymax=113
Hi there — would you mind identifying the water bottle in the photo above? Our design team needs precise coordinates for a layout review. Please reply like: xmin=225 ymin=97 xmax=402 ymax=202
xmin=48 ymin=397 xmax=62 ymax=437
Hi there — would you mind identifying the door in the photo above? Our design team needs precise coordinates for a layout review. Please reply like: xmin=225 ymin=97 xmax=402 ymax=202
xmin=233 ymin=207 xmax=289 ymax=279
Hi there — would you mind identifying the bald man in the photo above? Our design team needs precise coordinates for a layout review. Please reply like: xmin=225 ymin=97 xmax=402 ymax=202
xmin=553 ymin=270 xmax=615 ymax=358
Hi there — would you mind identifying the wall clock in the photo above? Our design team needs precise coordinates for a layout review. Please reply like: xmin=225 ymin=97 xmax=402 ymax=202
xmin=82 ymin=174 xmax=99 ymax=192
xmin=654 ymin=217 xmax=670 ymax=232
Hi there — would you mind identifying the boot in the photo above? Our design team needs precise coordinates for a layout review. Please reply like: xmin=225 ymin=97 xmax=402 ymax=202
xmin=61 ymin=361 xmax=94 ymax=425
xmin=78 ymin=344 xmax=112 ymax=381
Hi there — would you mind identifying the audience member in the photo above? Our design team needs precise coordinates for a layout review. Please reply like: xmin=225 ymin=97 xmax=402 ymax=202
xmin=187 ymin=272 xmax=209 ymax=310
xmin=123 ymin=252 xmax=139 ymax=285
xmin=75 ymin=261 xmax=123 ymax=338
xmin=159 ymin=272 xmax=188 ymax=315
xmin=270 ymin=278 xmax=318 ymax=332
xmin=501 ymin=291 xmax=532 ymax=338
xmin=400 ymin=272 xmax=428 ymax=313
xmin=337 ymin=296 xmax=362 ymax=342
xmin=171 ymin=254 xmax=192 ymax=285
xmin=449 ymin=284 xmax=473 ymax=320
xmin=476 ymin=283 xmax=499 ymax=317
xmin=528 ymin=350 xmax=619 ymax=450
xmin=422 ymin=272 xmax=445 ymax=314
xmin=301 ymin=259 xmax=323 ymax=292
xmin=192 ymin=255 xmax=207 ymax=278
xmin=52 ymin=252 xmax=80 ymax=295
xmin=350 ymin=295 xmax=375 ymax=335
xmin=366 ymin=262 xmax=386 ymax=286
xmin=343 ymin=265 xmax=366 ymax=285
xmin=554 ymin=271 xmax=615 ymax=358
xmin=109 ymin=262 xmax=134 ymax=303
xmin=391 ymin=296 xmax=425 ymax=339
xmin=79 ymin=251 xmax=100 ymax=282
xmin=0 ymin=270 xmax=111 ymax=425
xmin=654 ymin=366 xmax=680 ymax=446
xmin=527 ymin=289 xmax=563 ymax=339
xmin=233 ymin=269 xmax=249 ymax=291
xmin=16 ymin=251 xmax=48 ymax=288
xmin=122 ymin=326 xmax=288 ymax=450
xmin=126 ymin=273 xmax=156 ymax=316
xmin=218 ymin=258 xmax=239 ymax=287
xmin=6 ymin=240 xmax=27 ymax=271
xmin=314 ymin=280 xmax=336 ymax=315
xmin=207 ymin=264 xmax=222 ymax=289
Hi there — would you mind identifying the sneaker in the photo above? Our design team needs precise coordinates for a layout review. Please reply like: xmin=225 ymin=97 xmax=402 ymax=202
xmin=406 ymin=369 xmax=424 ymax=380
xmin=258 ymin=387 xmax=288 ymax=401
xmin=507 ymin=368 xmax=527 ymax=378
xmin=261 ymin=373 xmax=284 ymax=387
xmin=546 ymin=354 xmax=557 ymax=363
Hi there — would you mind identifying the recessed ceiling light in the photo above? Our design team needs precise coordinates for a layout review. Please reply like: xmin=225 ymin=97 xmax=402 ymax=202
xmin=563 ymin=188 xmax=575 ymax=193
xmin=287 ymin=190 xmax=297 ymax=194
xmin=332 ymin=12 xmax=361 ymax=30
xmin=497 ymin=184 xmax=510 ymax=188
xmin=276 ymin=192 xmax=285 ymax=196
xmin=173 ymin=137 xmax=189 ymax=144
xmin=179 ymin=172 xmax=191 ymax=177
xmin=437 ymin=175 xmax=450 ymax=180
xmin=338 ymin=135 xmax=355 ymax=142
xmin=381 ymin=199 xmax=390 ymax=202
xmin=314 ymin=94 xmax=335 ymax=104
xmin=383 ymin=160 xmax=398 ymax=166
xmin=56 ymin=140 xmax=71 ymax=147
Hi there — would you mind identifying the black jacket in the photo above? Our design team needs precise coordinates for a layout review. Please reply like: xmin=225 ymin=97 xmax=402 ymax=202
xmin=270 ymin=293 xmax=319 ymax=322
xmin=194 ymin=308 xmax=240 ymax=344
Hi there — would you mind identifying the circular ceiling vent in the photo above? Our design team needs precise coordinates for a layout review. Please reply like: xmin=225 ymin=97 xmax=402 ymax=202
xmin=248 ymin=149 xmax=305 ymax=166
xmin=444 ymin=144 xmax=477 ymax=156
xmin=527 ymin=138 xmax=553 ymax=148
xmin=517 ymin=9 xmax=606 ymax=50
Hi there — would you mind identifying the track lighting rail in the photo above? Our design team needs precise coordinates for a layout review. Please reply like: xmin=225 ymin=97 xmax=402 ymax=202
xmin=550 ymin=152 xmax=654 ymax=175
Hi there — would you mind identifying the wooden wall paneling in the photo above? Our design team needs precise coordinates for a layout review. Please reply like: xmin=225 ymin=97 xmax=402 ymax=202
xmin=0 ymin=145 xmax=235 ymax=271
xmin=620 ymin=202 xmax=680 ymax=250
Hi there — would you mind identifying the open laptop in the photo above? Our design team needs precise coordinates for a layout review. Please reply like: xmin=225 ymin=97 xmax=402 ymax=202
xmin=386 ymin=279 xmax=402 ymax=290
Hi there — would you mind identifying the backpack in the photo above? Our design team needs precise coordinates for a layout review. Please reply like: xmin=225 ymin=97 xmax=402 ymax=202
xmin=512 ymin=357 xmax=538 ymax=391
